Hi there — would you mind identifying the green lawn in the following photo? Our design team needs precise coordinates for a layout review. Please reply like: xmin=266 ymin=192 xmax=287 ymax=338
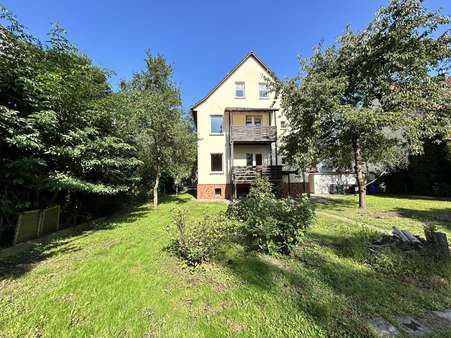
xmin=0 ymin=194 xmax=450 ymax=337
xmin=314 ymin=194 xmax=451 ymax=237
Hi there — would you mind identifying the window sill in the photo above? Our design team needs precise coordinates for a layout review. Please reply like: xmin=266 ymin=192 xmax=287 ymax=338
xmin=235 ymin=96 xmax=246 ymax=99
xmin=259 ymin=97 xmax=269 ymax=100
xmin=210 ymin=133 xmax=224 ymax=136
xmin=210 ymin=172 xmax=224 ymax=175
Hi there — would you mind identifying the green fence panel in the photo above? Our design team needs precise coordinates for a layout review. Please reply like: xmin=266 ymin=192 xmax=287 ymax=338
xmin=40 ymin=206 xmax=60 ymax=236
xmin=13 ymin=205 xmax=61 ymax=245
xmin=14 ymin=210 xmax=41 ymax=244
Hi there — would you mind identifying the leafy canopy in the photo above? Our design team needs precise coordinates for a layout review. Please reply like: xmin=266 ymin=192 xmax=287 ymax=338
xmin=276 ymin=0 xmax=450 ymax=207
xmin=0 ymin=7 xmax=140 ymax=239
xmin=117 ymin=52 xmax=196 ymax=206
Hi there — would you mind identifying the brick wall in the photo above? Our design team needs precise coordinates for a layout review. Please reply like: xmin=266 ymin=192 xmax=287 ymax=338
xmin=197 ymin=183 xmax=310 ymax=200
xmin=197 ymin=184 xmax=232 ymax=200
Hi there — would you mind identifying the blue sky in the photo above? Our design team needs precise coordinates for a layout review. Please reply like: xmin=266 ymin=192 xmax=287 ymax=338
xmin=2 ymin=0 xmax=449 ymax=110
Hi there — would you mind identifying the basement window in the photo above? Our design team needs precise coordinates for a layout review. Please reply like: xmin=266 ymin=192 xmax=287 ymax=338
xmin=214 ymin=188 xmax=222 ymax=196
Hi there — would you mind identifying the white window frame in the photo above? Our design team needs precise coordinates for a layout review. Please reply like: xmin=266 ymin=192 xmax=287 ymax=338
xmin=210 ymin=115 xmax=223 ymax=135
xmin=246 ymin=153 xmax=263 ymax=167
xmin=245 ymin=115 xmax=262 ymax=127
xmin=258 ymin=82 xmax=268 ymax=99
xmin=210 ymin=153 xmax=223 ymax=173
xmin=235 ymin=81 xmax=245 ymax=98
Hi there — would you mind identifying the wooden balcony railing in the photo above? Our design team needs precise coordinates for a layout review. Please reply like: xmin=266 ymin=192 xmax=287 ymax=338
xmin=232 ymin=166 xmax=283 ymax=183
xmin=231 ymin=126 xmax=276 ymax=143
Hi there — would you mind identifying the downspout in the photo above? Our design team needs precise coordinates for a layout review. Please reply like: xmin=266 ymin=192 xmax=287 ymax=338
xmin=274 ymin=111 xmax=278 ymax=166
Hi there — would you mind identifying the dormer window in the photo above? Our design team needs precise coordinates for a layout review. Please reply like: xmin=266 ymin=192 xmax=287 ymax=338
xmin=259 ymin=83 xmax=268 ymax=98
xmin=235 ymin=82 xmax=245 ymax=98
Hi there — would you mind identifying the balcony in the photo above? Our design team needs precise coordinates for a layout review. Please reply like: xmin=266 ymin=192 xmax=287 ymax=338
xmin=232 ymin=165 xmax=283 ymax=184
xmin=231 ymin=126 xmax=276 ymax=143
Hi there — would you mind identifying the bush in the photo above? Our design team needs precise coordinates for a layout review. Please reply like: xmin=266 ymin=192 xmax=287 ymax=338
xmin=168 ymin=207 xmax=239 ymax=266
xmin=227 ymin=177 xmax=315 ymax=255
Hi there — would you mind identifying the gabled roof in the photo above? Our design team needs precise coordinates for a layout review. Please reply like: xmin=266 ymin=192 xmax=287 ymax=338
xmin=190 ymin=51 xmax=275 ymax=111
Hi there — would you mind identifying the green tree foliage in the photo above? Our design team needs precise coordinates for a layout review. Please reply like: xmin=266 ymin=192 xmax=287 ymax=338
xmin=383 ymin=139 xmax=451 ymax=196
xmin=227 ymin=177 xmax=315 ymax=255
xmin=118 ymin=52 xmax=196 ymax=207
xmin=0 ymin=8 xmax=142 ymax=243
xmin=276 ymin=0 xmax=450 ymax=208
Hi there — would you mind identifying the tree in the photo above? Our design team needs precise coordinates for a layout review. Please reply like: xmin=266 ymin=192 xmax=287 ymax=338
xmin=120 ymin=52 xmax=196 ymax=207
xmin=276 ymin=0 xmax=450 ymax=208
xmin=0 ymin=7 xmax=140 ymax=239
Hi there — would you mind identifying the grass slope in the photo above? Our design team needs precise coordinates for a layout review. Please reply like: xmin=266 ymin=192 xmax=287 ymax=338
xmin=0 ymin=194 xmax=450 ymax=337
xmin=315 ymin=194 xmax=451 ymax=237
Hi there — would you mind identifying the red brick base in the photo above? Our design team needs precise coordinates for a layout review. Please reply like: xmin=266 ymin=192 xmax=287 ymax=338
xmin=197 ymin=183 xmax=310 ymax=200
xmin=197 ymin=184 xmax=232 ymax=200
xmin=279 ymin=183 xmax=310 ymax=198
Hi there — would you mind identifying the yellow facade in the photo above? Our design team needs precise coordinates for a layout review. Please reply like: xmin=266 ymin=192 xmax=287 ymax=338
xmin=192 ymin=53 xmax=302 ymax=188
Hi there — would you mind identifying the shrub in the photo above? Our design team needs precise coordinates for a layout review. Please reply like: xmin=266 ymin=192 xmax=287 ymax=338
xmin=168 ymin=207 xmax=239 ymax=266
xmin=227 ymin=177 xmax=315 ymax=255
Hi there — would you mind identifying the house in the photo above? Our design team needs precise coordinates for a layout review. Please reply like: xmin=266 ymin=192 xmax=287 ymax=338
xmin=191 ymin=52 xmax=308 ymax=200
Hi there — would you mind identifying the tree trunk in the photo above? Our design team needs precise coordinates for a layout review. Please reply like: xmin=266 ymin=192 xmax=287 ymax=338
xmin=353 ymin=138 xmax=366 ymax=209
xmin=302 ymin=170 xmax=310 ymax=198
xmin=153 ymin=167 xmax=160 ymax=208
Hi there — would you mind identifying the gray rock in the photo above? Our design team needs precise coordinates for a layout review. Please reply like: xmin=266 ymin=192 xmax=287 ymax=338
xmin=432 ymin=310 xmax=451 ymax=322
xmin=393 ymin=315 xmax=432 ymax=336
xmin=368 ymin=317 xmax=399 ymax=337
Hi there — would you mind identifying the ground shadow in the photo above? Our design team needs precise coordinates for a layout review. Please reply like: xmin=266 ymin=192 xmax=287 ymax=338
xmin=216 ymin=232 xmax=451 ymax=336
xmin=394 ymin=207 xmax=451 ymax=229
xmin=311 ymin=195 xmax=357 ymax=210
xmin=159 ymin=194 xmax=193 ymax=205
xmin=375 ymin=194 xmax=451 ymax=202
xmin=0 ymin=203 xmax=150 ymax=281
xmin=186 ymin=189 xmax=197 ymax=199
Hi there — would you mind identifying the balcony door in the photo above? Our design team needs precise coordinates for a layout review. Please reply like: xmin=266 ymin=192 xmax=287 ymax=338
xmin=246 ymin=153 xmax=262 ymax=167
xmin=245 ymin=115 xmax=262 ymax=127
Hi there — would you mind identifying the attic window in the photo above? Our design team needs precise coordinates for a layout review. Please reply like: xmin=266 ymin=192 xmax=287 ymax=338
xmin=235 ymin=82 xmax=245 ymax=98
